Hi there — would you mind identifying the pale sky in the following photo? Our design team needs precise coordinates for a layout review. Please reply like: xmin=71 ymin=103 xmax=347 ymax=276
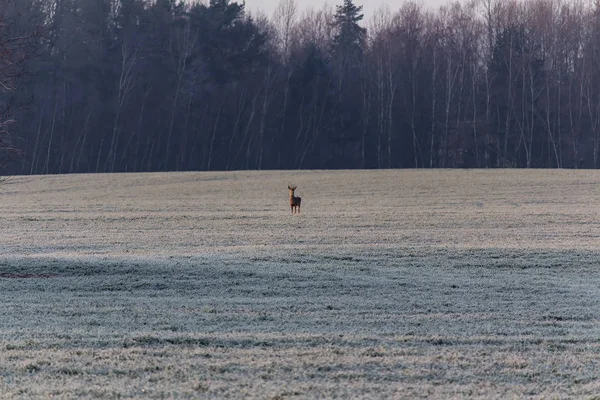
xmin=244 ymin=0 xmax=450 ymax=23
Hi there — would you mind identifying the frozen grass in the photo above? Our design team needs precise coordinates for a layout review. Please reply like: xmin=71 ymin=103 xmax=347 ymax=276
xmin=1 ymin=169 xmax=600 ymax=398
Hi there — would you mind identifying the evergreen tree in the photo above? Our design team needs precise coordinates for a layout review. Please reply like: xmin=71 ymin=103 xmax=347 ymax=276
xmin=332 ymin=0 xmax=366 ymax=61
xmin=328 ymin=0 xmax=366 ymax=167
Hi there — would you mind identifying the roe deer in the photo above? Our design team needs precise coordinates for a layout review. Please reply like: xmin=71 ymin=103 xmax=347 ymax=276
xmin=288 ymin=185 xmax=301 ymax=214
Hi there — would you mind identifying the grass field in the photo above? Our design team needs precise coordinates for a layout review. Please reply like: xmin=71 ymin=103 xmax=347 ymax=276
xmin=1 ymin=169 xmax=600 ymax=398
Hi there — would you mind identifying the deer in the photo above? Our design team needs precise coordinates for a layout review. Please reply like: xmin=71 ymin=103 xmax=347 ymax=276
xmin=288 ymin=185 xmax=301 ymax=214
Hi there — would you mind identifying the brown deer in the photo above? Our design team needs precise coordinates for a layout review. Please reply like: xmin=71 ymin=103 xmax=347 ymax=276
xmin=288 ymin=185 xmax=301 ymax=214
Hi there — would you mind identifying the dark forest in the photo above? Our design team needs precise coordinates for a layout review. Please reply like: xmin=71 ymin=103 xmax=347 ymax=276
xmin=2 ymin=0 xmax=600 ymax=174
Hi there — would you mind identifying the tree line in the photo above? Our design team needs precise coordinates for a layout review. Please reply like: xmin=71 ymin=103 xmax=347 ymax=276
xmin=2 ymin=0 xmax=600 ymax=174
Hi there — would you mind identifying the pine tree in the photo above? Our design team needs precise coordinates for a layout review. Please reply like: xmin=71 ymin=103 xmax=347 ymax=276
xmin=332 ymin=0 xmax=366 ymax=62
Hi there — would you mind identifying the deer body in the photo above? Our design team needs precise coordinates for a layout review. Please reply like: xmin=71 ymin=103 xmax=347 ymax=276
xmin=288 ymin=185 xmax=301 ymax=214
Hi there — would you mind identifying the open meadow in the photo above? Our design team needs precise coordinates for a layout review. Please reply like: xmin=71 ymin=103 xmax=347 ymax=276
xmin=1 ymin=169 xmax=600 ymax=398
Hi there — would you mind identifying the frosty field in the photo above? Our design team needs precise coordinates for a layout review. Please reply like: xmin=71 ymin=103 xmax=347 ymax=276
xmin=1 ymin=169 xmax=600 ymax=398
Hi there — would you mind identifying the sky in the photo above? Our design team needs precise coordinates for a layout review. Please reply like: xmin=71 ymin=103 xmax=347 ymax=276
xmin=244 ymin=0 xmax=450 ymax=23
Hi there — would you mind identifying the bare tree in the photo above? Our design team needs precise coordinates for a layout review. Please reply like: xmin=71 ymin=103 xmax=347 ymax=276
xmin=368 ymin=6 xmax=395 ymax=168
xmin=164 ymin=17 xmax=198 ymax=171
xmin=273 ymin=0 xmax=297 ymax=64
xmin=106 ymin=40 xmax=140 ymax=172
xmin=396 ymin=2 xmax=425 ymax=167
xmin=0 ymin=0 xmax=40 ymax=173
xmin=273 ymin=0 xmax=297 ymax=164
